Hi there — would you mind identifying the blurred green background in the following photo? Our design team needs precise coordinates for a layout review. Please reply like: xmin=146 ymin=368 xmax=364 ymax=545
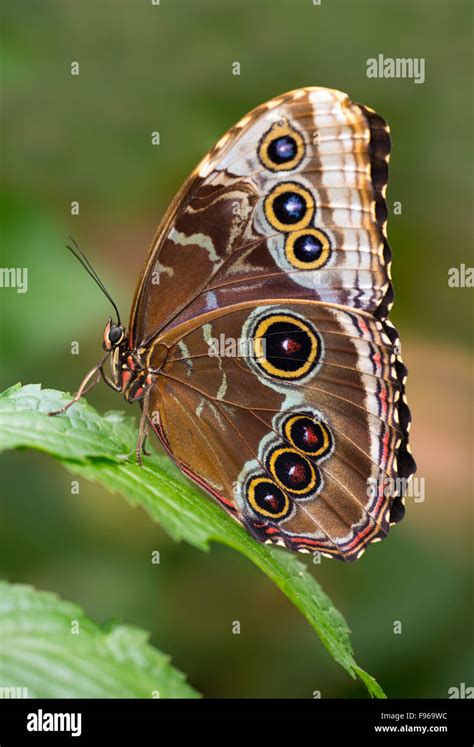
xmin=1 ymin=0 xmax=472 ymax=698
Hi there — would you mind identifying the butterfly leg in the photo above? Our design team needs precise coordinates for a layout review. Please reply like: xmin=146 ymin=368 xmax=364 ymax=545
xmin=135 ymin=390 xmax=152 ymax=465
xmin=141 ymin=433 xmax=152 ymax=457
xmin=48 ymin=359 xmax=106 ymax=416
xmin=115 ymin=419 xmax=151 ymax=465
xmin=99 ymin=364 xmax=122 ymax=392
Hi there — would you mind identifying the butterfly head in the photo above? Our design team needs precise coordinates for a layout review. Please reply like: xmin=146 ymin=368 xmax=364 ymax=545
xmin=102 ymin=317 xmax=126 ymax=352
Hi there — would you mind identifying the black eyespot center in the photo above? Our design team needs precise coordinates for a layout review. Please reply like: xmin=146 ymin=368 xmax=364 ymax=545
xmin=267 ymin=135 xmax=297 ymax=165
xmin=294 ymin=233 xmax=323 ymax=261
xmin=273 ymin=191 xmax=307 ymax=225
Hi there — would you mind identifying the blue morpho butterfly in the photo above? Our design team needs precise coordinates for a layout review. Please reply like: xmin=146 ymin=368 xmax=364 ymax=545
xmin=52 ymin=87 xmax=415 ymax=561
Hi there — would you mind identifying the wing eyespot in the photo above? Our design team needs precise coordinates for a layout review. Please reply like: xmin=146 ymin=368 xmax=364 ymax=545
xmin=252 ymin=312 xmax=321 ymax=380
xmin=264 ymin=182 xmax=314 ymax=232
xmin=284 ymin=228 xmax=331 ymax=270
xmin=283 ymin=414 xmax=333 ymax=459
xmin=246 ymin=477 xmax=291 ymax=520
xmin=267 ymin=446 xmax=320 ymax=496
xmin=258 ymin=121 xmax=305 ymax=172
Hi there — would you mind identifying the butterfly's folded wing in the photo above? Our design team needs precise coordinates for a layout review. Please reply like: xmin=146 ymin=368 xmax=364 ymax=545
xmin=130 ymin=86 xmax=415 ymax=560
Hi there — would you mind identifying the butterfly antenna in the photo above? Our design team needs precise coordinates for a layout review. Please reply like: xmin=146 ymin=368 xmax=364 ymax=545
xmin=66 ymin=237 xmax=121 ymax=325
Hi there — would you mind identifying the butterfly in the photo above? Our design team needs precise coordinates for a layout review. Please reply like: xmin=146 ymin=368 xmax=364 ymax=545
xmin=53 ymin=87 xmax=416 ymax=562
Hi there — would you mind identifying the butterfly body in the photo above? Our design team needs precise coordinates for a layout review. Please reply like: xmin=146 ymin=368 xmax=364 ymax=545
xmin=67 ymin=87 xmax=416 ymax=561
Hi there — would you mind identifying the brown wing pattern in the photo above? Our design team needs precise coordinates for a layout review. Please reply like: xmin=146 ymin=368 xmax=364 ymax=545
xmin=147 ymin=301 xmax=410 ymax=560
xmin=131 ymin=87 xmax=393 ymax=345
xmin=131 ymin=87 xmax=415 ymax=561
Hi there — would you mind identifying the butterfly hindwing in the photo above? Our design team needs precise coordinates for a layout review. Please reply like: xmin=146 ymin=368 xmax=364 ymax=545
xmin=146 ymin=299 xmax=412 ymax=561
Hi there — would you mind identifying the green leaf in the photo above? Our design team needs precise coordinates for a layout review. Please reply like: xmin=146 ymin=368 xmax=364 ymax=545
xmin=0 ymin=384 xmax=386 ymax=698
xmin=0 ymin=580 xmax=199 ymax=698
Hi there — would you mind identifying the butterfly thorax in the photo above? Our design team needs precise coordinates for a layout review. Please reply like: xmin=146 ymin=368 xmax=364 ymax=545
xmin=109 ymin=342 xmax=150 ymax=403
xmin=115 ymin=338 xmax=169 ymax=404
xmin=103 ymin=319 xmax=167 ymax=403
